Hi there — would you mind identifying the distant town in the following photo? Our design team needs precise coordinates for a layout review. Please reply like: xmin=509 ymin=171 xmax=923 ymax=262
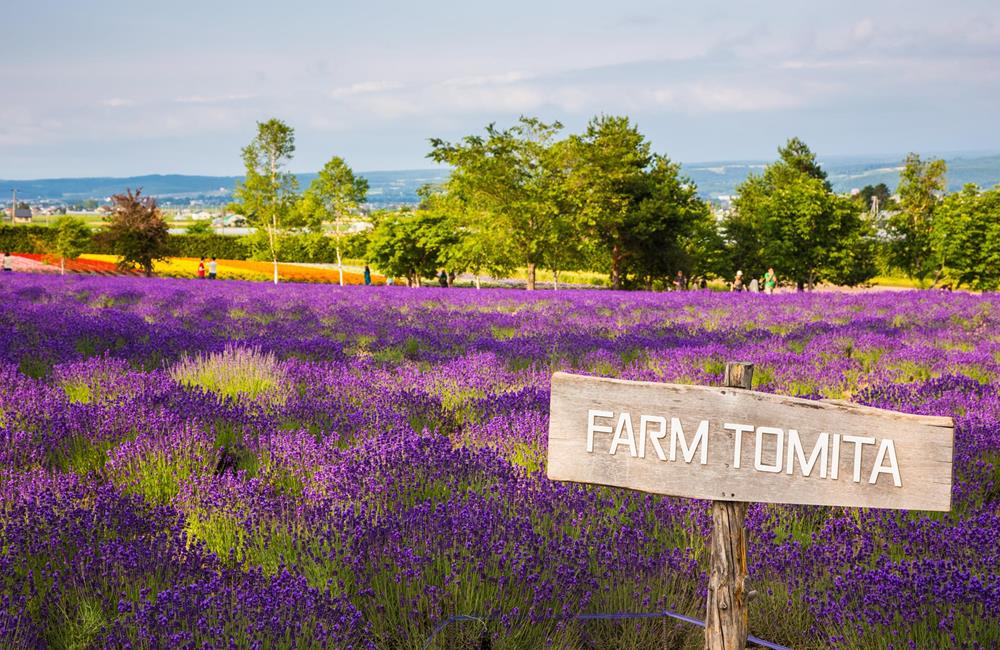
xmin=5 ymin=153 xmax=1000 ymax=236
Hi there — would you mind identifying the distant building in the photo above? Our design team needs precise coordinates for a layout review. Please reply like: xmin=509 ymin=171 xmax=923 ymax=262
xmin=222 ymin=215 xmax=248 ymax=227
xmin=7 ymin=206 xmax=32 ymax=223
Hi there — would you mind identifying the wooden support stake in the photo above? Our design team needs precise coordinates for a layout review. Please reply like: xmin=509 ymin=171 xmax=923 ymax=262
xmin=704 ymin=361 xmax=753 ymax=650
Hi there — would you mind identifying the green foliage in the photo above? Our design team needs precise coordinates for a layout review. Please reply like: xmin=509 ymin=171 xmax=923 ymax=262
xmin=233 ymin=118 xmax=299 ymax=281
xmin=170 ymin=233 xmax=249 ymax=260
xmin=0 ymin=224 xmax=59 ymax=254
xmin=566 ymin=118 xmax=714 ymax=289
xmin=365 ymin=209 xmax=458 ymax=285
xmin=932 ymin=184 xmax=1000 ymax=290
xmin=856 ymin=183 xmax=893 ymax=212
xmin=725 ymin=138 xmax=877 ymax=288
xmin=184 ymin=220 xmax=213 ymax=235
xmin=50 ymin=216 xmax=91 ymax=274
xmin=887 ymin=153 xmax=947 ymax=284
xmin=429 ymin=117 xmax=567 ymax=289
xmin=297 ymin=156 xmax=369 ymax=286
xmin=102 ymin=189 xmax=170 ymax=277
xmin=778 ymin=136 xmax=830 ymax=188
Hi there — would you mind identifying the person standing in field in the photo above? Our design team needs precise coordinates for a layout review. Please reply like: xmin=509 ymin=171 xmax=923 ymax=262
xmin=1 ymin=252 xmax=12 ymax=273
xmin=764 ymin=267 xmax=777 ymax=295
xmin=673 ymin=270 xmax=687 ymax=291
xmin=208 ymin=257 xmax=217 ymax=280
xmin=197 ymin=257 xmax=206 ymax=280
xmin=748 ymin=276 xmax=759 ymax=293
xmin=363 ymin=265 xmax=372 ymax=286
xmin=732 ymin=270 xmax=744 ymax=291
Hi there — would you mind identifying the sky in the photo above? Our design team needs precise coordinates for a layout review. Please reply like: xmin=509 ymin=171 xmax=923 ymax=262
xmin=2 ymin=0 xmax=999 ymax=178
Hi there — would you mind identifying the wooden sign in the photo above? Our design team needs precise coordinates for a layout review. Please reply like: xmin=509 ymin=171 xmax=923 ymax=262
xmin=547 ymin=372 xmax=954 ymax=511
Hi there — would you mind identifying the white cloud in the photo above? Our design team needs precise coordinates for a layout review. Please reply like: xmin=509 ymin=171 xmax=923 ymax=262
xmin=102 ymin=97 xmax=134 ymax=108
xmin=852 ymin=17 xmax=874 ymax=42
xmin=440 ymin=71 xmax=529 ymax=87
xmin=329 ymin=81 xmax=401 ymax=98
xmin=649 ymin=82 xmax=809 ymax=113
xmin=173 ymin=93 xmax=257 ymax=104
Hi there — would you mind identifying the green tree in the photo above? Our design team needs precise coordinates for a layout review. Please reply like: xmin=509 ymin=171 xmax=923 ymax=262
xmin=413 ymin=185 xmax=509 ymax=290
xmin=105 ymin=189 xmax=170 ymax=277
xmin=680 ymin=206 xmax=727 ymax=285
xmin=185 ymin=220 xmax=213 ymax=235
xmin=726 ymin=139 xmax=876 ymax=290
xmin=777 ymin=136 xmax=831 ymax=189
xmin=932 ymin=184 xmax=1000 ymax=290
xmin=564 ymin=116 xmax=650 ymax=290
xmin=298 ymin=156 xmax=369 ymax=286
xmin=50 ymin=216 xmax=91 ymax=275
xmin=565 ymin=115 xmax=709 ymax=289
xmin=233 ymin=118 xmax=298 ymax=284
xmin=887 ymin=153 xmax=947 ymax=285
xmin=857 ymin=183 xmax=892 ymax=213
xmin=429 ymin=117 xmax=564 ymax=290
xmin=366 ymin=209 xmax=457 ymax=286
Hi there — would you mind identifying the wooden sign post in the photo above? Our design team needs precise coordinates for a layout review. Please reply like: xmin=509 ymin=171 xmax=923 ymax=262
xmin=705 ymin=362 xmax=753 ymax=650
xmin=546 ymin=363 xmax=954 ymax=650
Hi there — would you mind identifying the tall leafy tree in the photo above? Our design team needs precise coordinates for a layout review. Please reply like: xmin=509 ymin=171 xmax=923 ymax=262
xmin=564 ymin=116 xmax=650 ymax=290
xmin=857 ymin=183 xmax=892 ymax=213
xmin=726 ymin=138 xmax=876 ymax=289
xmin=50 ymin=216 xmax=91 ymax=275
xmin=298 ymin=156 xmax=369 ymax=286
xmin=366 ymin=209 xmax=457 ymax=286
xmin=931 ymin=184 xmax=1000 ymax=290
xmin=105 ymin=189 xmax=169 ymax=277
xmin=565 ymin=115 xmax=709 ymax=289
xmin=233 ymin=118 xmax=298 ymax=284
xmin=413 ymin=185 xmax=510 ymax=289
xmin=778 ymin=136 xmax=831 ymax=189
xmin=887 ymin=153 xmax=947 ymax=285
xmin=429 ymin=117 xmax=564 ymax=290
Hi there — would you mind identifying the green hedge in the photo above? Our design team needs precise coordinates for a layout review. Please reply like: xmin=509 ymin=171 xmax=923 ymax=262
xmin=170 ymin=234 xmax=249 ymax=259
xmin=0 ymin=225 xmax=58 ymax=254
xmin=0 ymin=225 xmax=365 ymax=264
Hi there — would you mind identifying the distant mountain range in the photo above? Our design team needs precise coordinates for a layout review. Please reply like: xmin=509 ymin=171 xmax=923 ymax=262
xmin=5 ymin=154 xmax=1000 ymax=208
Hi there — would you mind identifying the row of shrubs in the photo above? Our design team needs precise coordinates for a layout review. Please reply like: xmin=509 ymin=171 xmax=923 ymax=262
xmin=0 ymin=225 xmax=367 ymax=264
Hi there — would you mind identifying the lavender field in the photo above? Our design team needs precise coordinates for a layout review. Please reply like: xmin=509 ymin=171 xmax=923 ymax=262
xmin=0 ymin=274 xmax=997 ymax=649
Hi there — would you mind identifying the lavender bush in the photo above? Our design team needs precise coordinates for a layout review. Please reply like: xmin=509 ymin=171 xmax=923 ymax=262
xmin=0 ymin=274 xmax=997 ymax=649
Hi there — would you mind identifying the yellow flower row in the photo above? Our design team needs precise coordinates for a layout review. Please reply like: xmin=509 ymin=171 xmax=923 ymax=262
xmin=80 ymin=255 xmax=271 ymax=281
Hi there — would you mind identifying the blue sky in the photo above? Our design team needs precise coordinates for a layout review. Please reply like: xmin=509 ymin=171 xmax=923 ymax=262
xmin=2 ymin=0 xmax=998 ymax=178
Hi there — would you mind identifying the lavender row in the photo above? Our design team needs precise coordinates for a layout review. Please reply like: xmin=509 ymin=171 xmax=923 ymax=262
xmin=1 ymin=274 xmax=997 ymax=648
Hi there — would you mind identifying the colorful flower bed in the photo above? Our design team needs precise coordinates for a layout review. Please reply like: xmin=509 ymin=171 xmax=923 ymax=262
xmin=78 ymin=254 xmax=385 ymax=284
xmin=0 ymin=274 xmax=997 ymax=649
xmin=13 ymin=253 xmax=126 ymax=274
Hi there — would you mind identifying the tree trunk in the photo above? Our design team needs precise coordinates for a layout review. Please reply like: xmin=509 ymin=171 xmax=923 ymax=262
xmin=61 ymin=257 xmax=65 ymax=276
xmin=474 ymin=275 xmax=481 ymax=290
xmin=553 ymin=269 xmax=559 ymax=291
xmin=610 ymin=245 xmax=622 ymax=290
xmin=336 ymin=247 xmax=344 ymax=287
xmin=526 ymin=263 xmax=536 ymax=290
xmin=269 ymin=153 xmax=279 ymax=286
xmin=270 ymin=218 xmax=279 ymax=285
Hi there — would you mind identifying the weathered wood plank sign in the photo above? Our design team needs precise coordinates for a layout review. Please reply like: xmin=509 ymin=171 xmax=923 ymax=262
xmin=547 ymin=371 xmax=954 ymax=511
